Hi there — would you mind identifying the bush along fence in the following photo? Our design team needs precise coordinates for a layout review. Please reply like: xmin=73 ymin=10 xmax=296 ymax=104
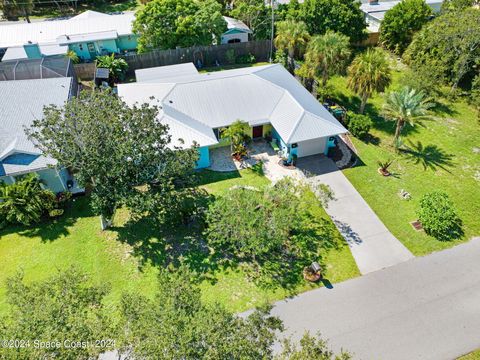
xmin=74 ymin=40 xmax=271 ymax=80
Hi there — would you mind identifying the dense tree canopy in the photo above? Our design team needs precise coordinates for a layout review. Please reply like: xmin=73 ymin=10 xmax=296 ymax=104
xmin=229 ymin=0 xmax=272 ymax=40
xmin=133 ymin=0 xmax=227 ymax=52
xmin=299 ymin=0 xmax=366 ymax=43
xmin=0 ymin=268 xmax=113 ymax=360
xmin=118 ymin=266 xmax=283 ymax=359
xmin=441 ymin=0 xmax=477 ymax=12
xmin=404 ymin=9 xmax=480 ymax=90
xmin=27 ymin=90 xmax=199 ymax=229
xmin=204 ymin=178 xmax=335 ymax=284
xmin=379 ymin=0 xmax=432 ymax=54
xmin=0 ymin=267 xmax=351 ymax=360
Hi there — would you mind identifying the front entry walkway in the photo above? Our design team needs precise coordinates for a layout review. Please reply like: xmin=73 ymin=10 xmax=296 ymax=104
xmin=296 ymin=156 xmax=414 ymax=274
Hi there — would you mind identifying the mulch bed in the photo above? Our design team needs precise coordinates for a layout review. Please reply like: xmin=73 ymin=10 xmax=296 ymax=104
xmin=277 ymin=159 xmax=296 ymax=170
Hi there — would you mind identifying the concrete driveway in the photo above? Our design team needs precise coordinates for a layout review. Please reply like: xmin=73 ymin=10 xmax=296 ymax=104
xmin=271 ymin=237 xmax=480 ymax=360
xmin=296 ymin=156 xmax=414 ymax=274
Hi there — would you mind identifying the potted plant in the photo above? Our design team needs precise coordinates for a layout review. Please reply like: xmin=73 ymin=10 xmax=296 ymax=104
xmin=377 ymin=159 xmax=393 ymax=176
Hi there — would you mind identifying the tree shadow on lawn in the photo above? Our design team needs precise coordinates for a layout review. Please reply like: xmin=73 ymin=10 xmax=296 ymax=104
xmin=110 ymin=215 xmax=238 ymax=286
xmin=332 ymin=92 xmax=421 ymax=138
xmin=400 ymin=141 xmax=455 ymax=172
xmin=0 ymin=196 xmax=90 ymax=242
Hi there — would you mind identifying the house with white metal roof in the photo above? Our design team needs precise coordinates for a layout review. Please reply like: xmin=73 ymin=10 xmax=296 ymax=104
xmin=361 ymin=0 xmax=442 ymax=32
xmin=118 ymin=63 xmax=347 ymax=169
xmin=0 ymin=11 xmax=138 ymax=62
xmin=0 ymin=11 xmax=252 ymax=62
xmin=221 ymin=17 xmax=252 ymax=44
xmin=0 ymin=77 xmax=81 ymax=193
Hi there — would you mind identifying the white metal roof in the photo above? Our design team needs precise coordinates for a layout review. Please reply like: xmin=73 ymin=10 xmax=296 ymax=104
xmin=135 ymin=63 xmax=199 ymax=83
xmin=223 ymin=16 xmax=252 ymax=33
xmin=0 ymin=12 xmax=135 ymax=48
xmin=0 ymin=77 xmax=72 ymax=176
xmin=360 ymin=0 xmax=442 ymax=14
xmin=118 ymin=64 xmax=346 ymax=149
xmin=2 ymin=43 xmax=68 ymax=61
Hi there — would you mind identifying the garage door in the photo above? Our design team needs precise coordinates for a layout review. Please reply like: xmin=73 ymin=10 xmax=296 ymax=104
xmin=296 ymin=137 xmax=327 ymax=158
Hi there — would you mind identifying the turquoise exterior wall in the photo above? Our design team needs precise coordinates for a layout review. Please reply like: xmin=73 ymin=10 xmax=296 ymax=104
xmin=69 ymin=42 xmax=94 ymax=60
xmin=271 ymin=128 xmax=289 ymax=154
xmin=325 ymin=136 xmax=336 ymax=155
xmin=37 ymin=168 xmax=66 ymax=193
xmin=117 ymin=35 xmax=138 ymax=51
xmin=196 ymin=146 xmax=210 ymax=169
xmin=97 ymin=39 xmax=119 ymax=54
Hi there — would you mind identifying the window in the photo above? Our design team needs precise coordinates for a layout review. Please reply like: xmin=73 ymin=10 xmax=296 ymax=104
xmin=87 ymin=43 xmax=95 ymax=52
xmin=228 ymin=38 xmax=241 ymax=44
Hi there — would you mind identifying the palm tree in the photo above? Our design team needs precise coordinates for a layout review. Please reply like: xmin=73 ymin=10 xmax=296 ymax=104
xmin=382 ymin=86 xmax=433 ymax=149
xmin=95 ymin=54 xmax=129 ymax=85
xmin=347 ymin=48 xmax=391 ymax=114
xmin=305 ymin=31 xmax=351 ymax=87
xmin=221 ymin=119 xmax=251 ymax=156
xmin=274 ymin=20 xmax=310 ymax=74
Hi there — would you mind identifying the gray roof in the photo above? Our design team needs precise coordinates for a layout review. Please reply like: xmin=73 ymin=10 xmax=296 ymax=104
xmin=0 ymin=77 xmax=72 ymax=176
xmin=118 ymin=64 xmax=346 ymax=148
xmin=223 ymin=16 xmax=252 ymax=33
xmin=2 ymin=43 xmax=68 ymax=61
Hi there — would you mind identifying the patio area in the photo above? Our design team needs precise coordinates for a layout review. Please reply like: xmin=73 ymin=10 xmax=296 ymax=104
xmin=209 ymin=140 xmax=304 ymax=182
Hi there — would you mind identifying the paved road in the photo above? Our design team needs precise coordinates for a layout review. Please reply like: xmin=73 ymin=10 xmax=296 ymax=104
xmin=296 ymin=156 xmax=414 ymax=274
xmin=270 ymin=237 xmax=480 ymax=360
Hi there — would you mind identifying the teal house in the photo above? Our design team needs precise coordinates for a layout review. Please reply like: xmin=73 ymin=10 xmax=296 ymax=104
xmin=0 ymin=11 xmax=138 ymax=62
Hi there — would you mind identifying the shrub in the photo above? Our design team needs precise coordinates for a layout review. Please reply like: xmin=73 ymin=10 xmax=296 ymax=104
xmin=417 ymin=191 xmax=463 ymax=240
xmin=379 ymin=0 xmax=432 ymax=54
xmin=0 ymin=175 xmax=58 ymax=226
xmin=346 ymin=112 xmax=373 ymax=138
xmin=236 ymin=53 xmax=256 ymax=64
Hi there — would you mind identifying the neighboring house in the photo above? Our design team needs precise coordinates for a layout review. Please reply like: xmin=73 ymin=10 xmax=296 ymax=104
xmin=0 ymin=11 xmax=251 ymax=62
xmin=0 ymin=77 xmax=82 ymax=193
xmin=360 ymin=0 xmax=443 ymax=33
xmin=118 ymin=63 xmax=346 ymax=169
xmin=221 ymin=17 xmax=252 ymax=44
xmin=0 ymin=11 xmax=138 ymax=62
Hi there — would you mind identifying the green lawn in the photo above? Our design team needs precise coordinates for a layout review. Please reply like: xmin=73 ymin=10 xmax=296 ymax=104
xmin=329 ymin=70 xmax=480 ymax=256
xmin=459 ymin=350 xmax=480 ymax=360
xmin=0 ymin=165 xmax=359 ymax=316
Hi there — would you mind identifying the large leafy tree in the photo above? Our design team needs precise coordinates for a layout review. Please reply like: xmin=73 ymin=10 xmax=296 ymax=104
xmin=404 ymin=9 xmax=480 ymax=91
xmin=0 ymin=268 xmax=113 ymax=360
xmin=274 ymin=20 xmax=310 ymax=74
xmin=133 ymin=0 xmax=227 ymax=52
xmin=0 ymin=0 xmax=33 ymax=22
xmin=304 ymin=31 xmax=351 ymax=87
xmin=204 ymin=178 xmax=334 ymax=283
xmin=379 ymin=0 xmax=432 ymax=55
xmin=382 ymin=86 xmax=433 ymax=148
xmin=347 ymin=48 xmax=391 ymax=114
xmin=118 ymin=266 xmax=283 ymax=359
xmin=27 ymin=89 xmax=199 ymax=229
xmin=229 ymin=0 xmax=272 ymax=40
xmin=299 ymin=0 xmax=366 ymax=43
xmin=441 ymin=0 xmax=478 ymax=12
xmin=0 ymin=175 xmax=57 ymax=226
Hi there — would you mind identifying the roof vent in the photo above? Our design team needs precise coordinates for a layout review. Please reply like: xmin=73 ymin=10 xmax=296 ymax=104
xmin=169 ymin=100 xmax=173 ymax=104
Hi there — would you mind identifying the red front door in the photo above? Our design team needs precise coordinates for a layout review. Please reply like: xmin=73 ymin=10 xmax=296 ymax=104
xmin=252 ymin=126 xmax=263 ymax=138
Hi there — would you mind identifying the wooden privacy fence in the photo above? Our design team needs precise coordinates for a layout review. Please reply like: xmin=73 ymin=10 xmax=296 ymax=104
xmin=74 ymin=40 xmax=271 ymax=80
